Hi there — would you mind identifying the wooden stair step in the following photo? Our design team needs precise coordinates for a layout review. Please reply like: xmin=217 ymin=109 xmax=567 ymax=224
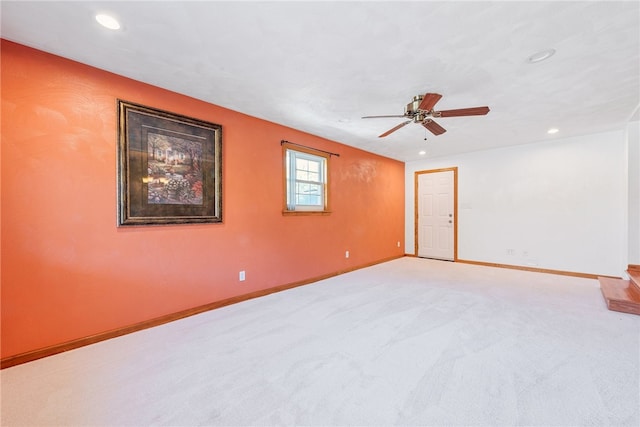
xmin=599 ymin=276 xmax=640 ymax=316
xmin=628 ymin=267 xmax=640 ymax=292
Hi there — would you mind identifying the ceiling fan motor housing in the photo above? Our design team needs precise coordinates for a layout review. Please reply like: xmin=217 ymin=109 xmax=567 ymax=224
xmin=405 ymin=95 xmax=424 ymax=117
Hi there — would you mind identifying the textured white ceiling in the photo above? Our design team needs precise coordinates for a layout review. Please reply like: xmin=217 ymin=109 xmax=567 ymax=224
xmin=2 ymin=1 xmax=639 ymax=162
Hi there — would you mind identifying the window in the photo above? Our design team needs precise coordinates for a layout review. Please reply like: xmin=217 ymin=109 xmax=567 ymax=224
xmin=283 ymin=143 xmax=330 ymax=214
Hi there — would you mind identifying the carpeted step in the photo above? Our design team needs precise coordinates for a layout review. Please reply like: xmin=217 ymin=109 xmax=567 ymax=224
xmin=599 ymin=276 xmax=640 ymax=316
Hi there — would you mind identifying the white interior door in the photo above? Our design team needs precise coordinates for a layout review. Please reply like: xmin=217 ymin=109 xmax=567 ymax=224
xmin=417 ymin=169 xmax=455 ymax=260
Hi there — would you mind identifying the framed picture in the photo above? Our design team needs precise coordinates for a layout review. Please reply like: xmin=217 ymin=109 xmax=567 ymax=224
xmin=117 ymin=100 xmax=222 ymax=226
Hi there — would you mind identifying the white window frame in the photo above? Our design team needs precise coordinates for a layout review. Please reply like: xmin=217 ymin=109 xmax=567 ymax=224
xmin=283 ymin=143 xmax=330 ymax=215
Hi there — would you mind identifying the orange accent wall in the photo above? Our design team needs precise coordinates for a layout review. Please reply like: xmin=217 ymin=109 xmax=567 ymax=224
xmin=0 ymin=40 xmax=405 ymax=359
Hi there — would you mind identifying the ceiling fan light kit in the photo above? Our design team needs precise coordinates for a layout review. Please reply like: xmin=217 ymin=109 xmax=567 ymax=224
xmin=362 ymin=92 xmax=490 ymax=138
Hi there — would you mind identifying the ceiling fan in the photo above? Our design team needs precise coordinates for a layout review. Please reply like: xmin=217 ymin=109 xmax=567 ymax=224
xmin=362 ymin=93 xmax=490 ymax=138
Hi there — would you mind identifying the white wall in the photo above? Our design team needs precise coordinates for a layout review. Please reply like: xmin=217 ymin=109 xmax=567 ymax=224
xmin=628 ymin=121 xmax=640 ymax=265
xmin=405 ymin=130 xmax=628 ymax=277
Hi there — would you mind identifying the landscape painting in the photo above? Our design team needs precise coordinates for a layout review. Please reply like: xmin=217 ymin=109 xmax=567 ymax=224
xmin=117 ymin=100 xmax=222 ymax=226
xmin=146 ymin=133 xmax=204 ymax=205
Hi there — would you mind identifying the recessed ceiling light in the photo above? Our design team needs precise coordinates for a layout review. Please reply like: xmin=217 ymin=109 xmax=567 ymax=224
xmin=419 ymin=150 xmax=427 ymax=155
xmin=547 ymin=128 xmax=559 ymax=134
xmin=96 ymin=13 xmax=120 ymax=30
xmin=527 ymin=48 xmax=556 ymax=63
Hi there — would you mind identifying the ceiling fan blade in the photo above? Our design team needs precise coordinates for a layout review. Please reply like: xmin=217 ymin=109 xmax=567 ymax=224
xmin=362 ymin=115 xmax=407 ymax=119
xmin=438 ymin=106 xmax=490 ymax=117
xmin=379 ymin=120 xmax=412 ymax=138
xmin=418 ymin=93 xmax=442 ymax=111
xmin=422 ymin=119 xmax=447 ymax=135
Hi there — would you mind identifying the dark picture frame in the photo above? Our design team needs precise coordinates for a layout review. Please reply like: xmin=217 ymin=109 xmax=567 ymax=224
xmin=117 ymin=100 xmax=222 ymax=226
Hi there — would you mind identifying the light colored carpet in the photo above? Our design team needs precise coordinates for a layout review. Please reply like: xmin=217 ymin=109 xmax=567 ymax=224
xmin=2 ymin=257 xmax=639 ymax=426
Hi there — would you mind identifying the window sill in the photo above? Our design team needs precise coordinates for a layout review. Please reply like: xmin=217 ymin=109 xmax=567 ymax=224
xmin=282 ymin=210 xmax=332 ymax=216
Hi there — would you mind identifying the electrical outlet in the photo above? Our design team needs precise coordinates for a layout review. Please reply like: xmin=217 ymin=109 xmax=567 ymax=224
xmin=397 ymin=241 xmax=401 ymax=248
xmin=239 ymin=270 xmax=245 ymax=281
xmin=345 ymin=250 xmax=349 ymax=259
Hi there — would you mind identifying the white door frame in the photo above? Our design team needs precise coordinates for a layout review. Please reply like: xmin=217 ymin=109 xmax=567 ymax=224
xmin=414 ymin=167 xmax=458 ymax=260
